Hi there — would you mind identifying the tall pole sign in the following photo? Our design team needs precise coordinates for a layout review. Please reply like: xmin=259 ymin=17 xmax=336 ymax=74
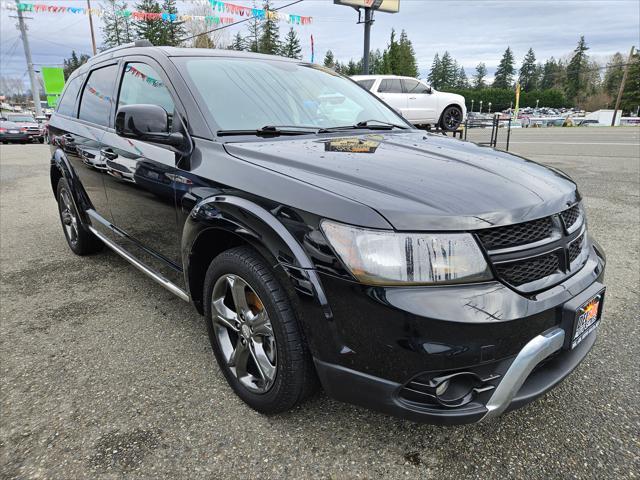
xmin=333 ymin=0 xmax=400 ymax=75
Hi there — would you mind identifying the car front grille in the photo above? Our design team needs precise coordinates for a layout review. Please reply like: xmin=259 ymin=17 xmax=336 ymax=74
xmin=495 ymin=253 xmax=560 ymax=286
xmin=476 ymin=216 xmax=552 ymax=250
xmin=476 ymin=203 xmax=587 ymax=292
xmin=568 ymin=234 xmax=584 ymax=263
xmin=560 ymin=204 xmax=580 ymax=230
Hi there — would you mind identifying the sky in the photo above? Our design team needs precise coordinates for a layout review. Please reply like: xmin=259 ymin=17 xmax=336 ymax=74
xmin=1 ymin=0 xmax=639 ymax=88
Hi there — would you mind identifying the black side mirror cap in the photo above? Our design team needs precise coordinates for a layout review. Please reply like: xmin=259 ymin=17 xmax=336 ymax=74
xmin=115 ymin=104 xmax=183 ymax=147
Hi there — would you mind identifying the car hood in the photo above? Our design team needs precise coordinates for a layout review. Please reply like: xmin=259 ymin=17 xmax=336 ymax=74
xmin=12 ymin=122 xmax=38 ymax=127
xmin=224 ymin=131 xmax=579 ymax=230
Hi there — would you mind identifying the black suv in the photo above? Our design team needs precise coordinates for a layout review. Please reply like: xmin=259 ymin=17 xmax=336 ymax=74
xmin=49 ymin=43 xmax=606 ymax=425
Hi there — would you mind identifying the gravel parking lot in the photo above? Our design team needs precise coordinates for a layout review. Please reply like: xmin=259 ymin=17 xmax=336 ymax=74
xmin=1 ymin=127 xmax=639 ymax=479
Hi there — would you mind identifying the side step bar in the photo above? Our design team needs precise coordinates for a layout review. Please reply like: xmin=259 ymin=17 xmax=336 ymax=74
xmin=88 ymin=226 xmax=190 ymax=302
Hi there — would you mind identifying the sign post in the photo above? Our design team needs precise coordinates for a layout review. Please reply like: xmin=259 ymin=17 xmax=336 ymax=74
xmin=333 ymin=0 xmax=400 ymax=74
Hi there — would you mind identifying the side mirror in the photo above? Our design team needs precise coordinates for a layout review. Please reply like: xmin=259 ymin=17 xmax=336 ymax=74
xmin=115 ymin=104 xmax=183 ymax=147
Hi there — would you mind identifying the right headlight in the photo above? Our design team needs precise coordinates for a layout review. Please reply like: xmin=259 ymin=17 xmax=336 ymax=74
xmin=321 ymin=220 xmax=492 ymax=286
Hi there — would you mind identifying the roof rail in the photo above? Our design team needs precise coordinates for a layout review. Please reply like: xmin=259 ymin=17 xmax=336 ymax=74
xmin=94 ymin=39 xmax=154 ymax=57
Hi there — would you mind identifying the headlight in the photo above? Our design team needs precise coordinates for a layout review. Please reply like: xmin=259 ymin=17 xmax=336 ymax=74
xmin=321 ymin=220 xmax=492 ymax=285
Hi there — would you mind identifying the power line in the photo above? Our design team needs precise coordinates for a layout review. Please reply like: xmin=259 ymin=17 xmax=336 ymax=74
xmin=178 ymin=0 xmax=305 ymax=43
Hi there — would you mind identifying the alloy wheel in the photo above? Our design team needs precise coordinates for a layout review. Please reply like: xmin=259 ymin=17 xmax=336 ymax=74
xmin=60 ymin=189 xmax=79 ymax=246
xmin=211 ymin=274 xmax=277 ymax=393
xmin=444 ymin=108 xmax=462 ymax=130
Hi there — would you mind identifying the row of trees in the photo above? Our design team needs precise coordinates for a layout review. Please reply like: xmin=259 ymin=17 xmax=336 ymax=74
xmin=101 ymin=0 xmax=303 ymax=58
xmin=323 ymin=29 xmax=419 ymax=77
xmin=65 ymin=3 xmax=640 ymax=114
xmin=423 ymin=37 xmax=638 ymax=112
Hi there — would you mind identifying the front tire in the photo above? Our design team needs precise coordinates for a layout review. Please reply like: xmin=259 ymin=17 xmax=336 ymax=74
xmin=203 ymin=246 xmax=317 ymax=414
xmin=440 ymin=105 xmax=463 ymax=132
xmin=56 ymin=177 xmax=103 ymax=255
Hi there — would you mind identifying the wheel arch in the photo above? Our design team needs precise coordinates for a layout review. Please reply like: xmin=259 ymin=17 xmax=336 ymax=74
xmin=50 ymin=148 xmax=94 ymax=225
xmin=182 ymin=195 xmax=332 ymax=322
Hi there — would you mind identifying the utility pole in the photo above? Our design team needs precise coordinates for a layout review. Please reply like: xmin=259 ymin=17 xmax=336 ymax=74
xmin=361 ymin=7 xmax=373 ymax=75
xmin=611 ymin=45 xmax=635 ymax=126
xmin=87 ymin=0 xmax=98 ymax=55
xmin=14 ymin=0 xmax=42 ymax=116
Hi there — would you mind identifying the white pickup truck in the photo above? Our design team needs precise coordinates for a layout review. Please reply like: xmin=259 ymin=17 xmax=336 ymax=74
xmin=352 ymin=75 xmax=466 ymax=131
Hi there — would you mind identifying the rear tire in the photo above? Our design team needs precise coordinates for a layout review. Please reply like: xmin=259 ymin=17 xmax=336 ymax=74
xmin=203 ymin=246 xmax=317 ymax=414
xmin=56 ymin=177 xmax=103 ymax=255
xmin=439 ymin=105 xmax=463 ymax=132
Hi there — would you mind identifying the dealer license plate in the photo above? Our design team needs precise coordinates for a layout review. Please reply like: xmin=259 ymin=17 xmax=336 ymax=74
xmin=571 ymin=290 xmax=604 ymax=349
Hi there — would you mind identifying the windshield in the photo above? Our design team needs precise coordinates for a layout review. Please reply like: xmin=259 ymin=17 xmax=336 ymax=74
xmin=179 ymin=58 xmax=407 ymax=132
xmin=7 ymin=115 xmax=35 ymax=123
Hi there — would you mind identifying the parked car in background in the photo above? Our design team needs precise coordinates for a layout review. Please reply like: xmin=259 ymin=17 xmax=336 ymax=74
xmin=0 ymin=120 xmax=30 ymax=143
xmin=4 ymin=113 xmax=44 ymax=142
xmin=352 ymin=75 xmax=466 ymax=131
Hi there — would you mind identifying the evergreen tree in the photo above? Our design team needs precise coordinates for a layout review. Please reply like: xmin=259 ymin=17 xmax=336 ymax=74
xmin=539 ymin=57 xmax=565 ymax=90
xmin=258 ymin=1 xmax=280 ymax=55
xmin=134 ymin=0 xmax=164 ymax=45
xmin=620 ymin=51 xmax=639 ymax=113
xmin=193 ymin=33 xmax=215 ymax=49
xmin=427 ymin=53 xmax=440 ymax=87
xmin=369 ymin=49 xmax=384 ymax=74
xmin=228 ymin=32 xmax=246 ymax=51
xmin=102 ymin=0 xmax=133 ymax=48
xmin=439 ymin=51 xmax=457 ymax=88
xmin=473 ymin=62 xmax=487 ymax=89
xmin=159 ymin=0 xmax=186 ymax=46
xmin=323 ymin=50 xmax=336 ymax=68
xmin=565 ymin=36 xmax=590 ymax=101
xmin=603 ymin=52 xmax=625 ymax=97
xmin=346 ymin=59 xmax=359 ymax=76
xmin=245 ymin=1 xmax=262 ymax=52
xmin=381 ymin=29 xmax=400 ymax=75
xmin=395 ymin=30 xmax=419 ymax=77
xmin=493 ymin=47 xmax=516 ymax=89
xmin=63 ymin=51 xmax=90 ymax=79
xmin=456 ymin=66 xmax=469 ymax=89
xmin=280 ymin=27 xmax=302 ymax=59
xmin=519 ymin=48 xmax=539 ymax=91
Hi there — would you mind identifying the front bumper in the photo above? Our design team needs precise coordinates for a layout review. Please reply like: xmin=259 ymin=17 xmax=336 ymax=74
xmin=305 ymin=240 xmax=606 ymax=424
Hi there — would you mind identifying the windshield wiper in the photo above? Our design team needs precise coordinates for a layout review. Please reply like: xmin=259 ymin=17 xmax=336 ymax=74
xmin=217 ymin=125 xmax=320 ymax=137
xmin=322 ymin=119 xmax=410 ymax=132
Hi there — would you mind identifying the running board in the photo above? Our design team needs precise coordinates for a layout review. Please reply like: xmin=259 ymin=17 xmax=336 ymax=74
xmin=88 ymin=226 xmax=190 ymax=302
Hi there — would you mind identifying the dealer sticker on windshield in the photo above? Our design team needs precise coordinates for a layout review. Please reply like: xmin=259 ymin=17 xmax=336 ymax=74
xmin=572 ymin=290 xmax=604 ymax=349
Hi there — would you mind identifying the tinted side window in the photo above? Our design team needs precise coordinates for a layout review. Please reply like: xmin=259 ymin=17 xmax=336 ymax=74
xmin=378 ymin=79 xmax=403 ymax=93
xmin=118 ymin=63 xmax=175 ymax=117
xmin=56 ymin=75 xmax=83 ymax=117
xmin=403 ymin=79 xmax=430 ymax=94
xmin=78 ymin=64 xmax=118 ymax=126
xmin=357 ymin=79 xmax=375 ymax=91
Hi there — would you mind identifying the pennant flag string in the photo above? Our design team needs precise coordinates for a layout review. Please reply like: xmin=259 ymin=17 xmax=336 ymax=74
xmin=0 ymin=1 xmax=311 ymax=25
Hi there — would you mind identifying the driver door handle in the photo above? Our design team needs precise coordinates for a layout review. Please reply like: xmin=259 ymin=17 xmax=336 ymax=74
xmin=100 ymin=148 xmax=118 ymax=160
xmin=409 ymin=97 xmax=417 ymax=100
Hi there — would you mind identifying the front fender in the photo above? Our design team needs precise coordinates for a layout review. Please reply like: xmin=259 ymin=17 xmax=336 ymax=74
xmin=183 ymin=194 xmax=348 ymax=362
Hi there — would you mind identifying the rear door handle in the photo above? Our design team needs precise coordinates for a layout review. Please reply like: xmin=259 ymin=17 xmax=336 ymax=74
xmin=409 ymin=97 xmax=417 ymax=100
xmin=100 ymin=148 xmax=118 ymax=160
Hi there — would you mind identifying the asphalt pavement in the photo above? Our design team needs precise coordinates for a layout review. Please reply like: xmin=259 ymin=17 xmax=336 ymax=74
xmin=1 ymin=127 xmax=639 ymax=479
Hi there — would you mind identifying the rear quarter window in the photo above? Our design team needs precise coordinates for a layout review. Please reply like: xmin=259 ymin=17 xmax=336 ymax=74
xmin=56 ymin=75 xmax=83 ymax=117
xmin=356 ymin=79 xmax=375 ymax=91
xmin=78 ymin=64 xmax=119 ymax=127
